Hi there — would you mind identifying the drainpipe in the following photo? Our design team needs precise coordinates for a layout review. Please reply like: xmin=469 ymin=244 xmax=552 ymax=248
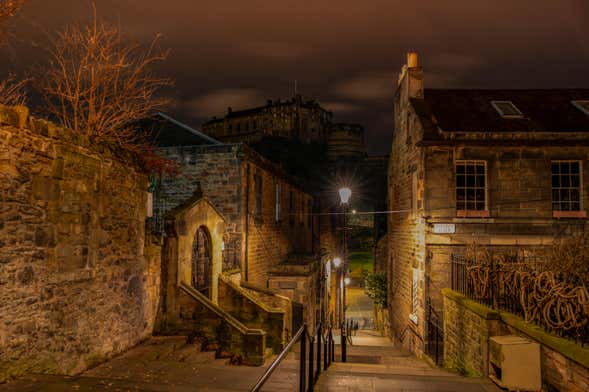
xmin=244 ymin=163 xmax=250 ymax=282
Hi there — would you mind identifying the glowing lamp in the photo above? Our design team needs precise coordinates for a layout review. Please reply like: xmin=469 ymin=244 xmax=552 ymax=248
xmin=338 ymin=187 xmax=352 ymax=204
xmin=333 ymin=257 xmax=342 ymax=268
xmin=344 ymin=277 xmax=351 ymax=286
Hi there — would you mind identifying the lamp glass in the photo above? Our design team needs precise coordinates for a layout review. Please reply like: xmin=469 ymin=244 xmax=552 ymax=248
xmin=344 ymin=277 xmax=351 ymax=285
xmin=338 ymin=187 xmax=352 ymax=204
xmin=333 ymin=257 xmax=342 ymax=268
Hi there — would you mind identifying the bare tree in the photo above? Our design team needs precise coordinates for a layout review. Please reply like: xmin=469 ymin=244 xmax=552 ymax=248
xmin=0 ymin=0 xmax=26 ymax=105
xmin=37 ymin=3 xmax=171 ymax=150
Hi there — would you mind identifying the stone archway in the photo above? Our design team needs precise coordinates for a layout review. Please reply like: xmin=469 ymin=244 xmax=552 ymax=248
xmin=191 ymin=226 xmax=212 ymax=298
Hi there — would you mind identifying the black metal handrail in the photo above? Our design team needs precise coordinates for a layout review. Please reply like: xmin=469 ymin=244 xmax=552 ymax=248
xmin=250 ymin=322 xmax=335 ymax=392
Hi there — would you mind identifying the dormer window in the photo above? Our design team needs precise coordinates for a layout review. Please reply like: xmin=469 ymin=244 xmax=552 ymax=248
xmin=572 ymin=100 xmax=589 ymax=116
xmin=491 ymin=101 xmax=524 ymax=118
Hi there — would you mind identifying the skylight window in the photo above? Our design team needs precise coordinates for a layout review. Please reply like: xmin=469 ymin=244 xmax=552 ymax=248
xmin=572 ymin=100 xmax=589 ymax=116
xmin=491 ymin=101 xmax=524 ymax=118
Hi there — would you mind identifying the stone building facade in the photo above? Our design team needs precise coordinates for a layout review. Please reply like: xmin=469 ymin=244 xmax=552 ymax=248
xmin=0 ymin=106 xmax=161 ymax=381
xmin=201 ymin=95 xmax=332 ymax=144
xmin=387 ymin=53 xmax=589 ymax=357
xmin=155 ymin=141 xmax=321 ymax=328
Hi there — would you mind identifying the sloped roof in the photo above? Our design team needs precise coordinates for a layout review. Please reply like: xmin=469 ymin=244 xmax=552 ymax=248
xmin=413 ymin=89 xmax=589 ymax=133
xmin=142 ymin=113 xmax=222 ymax=146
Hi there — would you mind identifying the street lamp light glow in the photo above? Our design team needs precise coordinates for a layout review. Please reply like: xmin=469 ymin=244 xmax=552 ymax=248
xmin=333 ymin=257 xmax=342 ymax=268
xmin=344 ymin=277 xmax=351 ymax=286
xmin=338 ymin=187 xmax=352 ymax=204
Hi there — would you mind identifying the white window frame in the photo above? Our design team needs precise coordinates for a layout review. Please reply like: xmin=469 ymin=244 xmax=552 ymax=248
xmin=490 ymin=100 xmax=524 ymax=118
xmin=455 ymin=160 xmax=489 ymax=217
xmin=572 ymin=100 xmax=589 ymax=116
xmin=551 ymin=160 xmax=584 ymax=214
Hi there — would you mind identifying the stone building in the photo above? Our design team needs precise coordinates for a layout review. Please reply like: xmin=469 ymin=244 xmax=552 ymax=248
xmin=201 ymin=95 xmax=332 ymax=144
xmin=387 ymin=53 xmax=589 ymax=358
xmin=148 ymin=114 xmax=326 ymax=337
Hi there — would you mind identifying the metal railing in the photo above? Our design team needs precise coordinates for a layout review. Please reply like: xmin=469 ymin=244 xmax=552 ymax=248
xmin=425 ymin=298 xmax=444 ymax=366
xmin=250 ymin=322 xmax=335 ymax=392
xmin=451 ymin=253 xmax=589 ymax=345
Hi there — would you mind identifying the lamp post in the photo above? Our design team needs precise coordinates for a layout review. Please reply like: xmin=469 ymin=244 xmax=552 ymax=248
xmin=338 ymin=187 xmax=351 ymax=362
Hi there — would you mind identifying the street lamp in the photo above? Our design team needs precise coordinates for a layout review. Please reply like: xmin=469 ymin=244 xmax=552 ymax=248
xmin=338 ymin=187 xmax=352 ymax=204
xmin=333 ymin=257 xmax=342 ymax=268
xmin=337 ymin=187 xmax=351 ymax=362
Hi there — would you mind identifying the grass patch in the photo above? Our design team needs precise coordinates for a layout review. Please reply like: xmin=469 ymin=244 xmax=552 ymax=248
xmin=348 ymin=250 xmax=373 ymax=278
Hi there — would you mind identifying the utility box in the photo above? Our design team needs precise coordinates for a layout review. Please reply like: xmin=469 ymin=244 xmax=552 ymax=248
xmin=489 ymin=335 xmax=541 ymax=391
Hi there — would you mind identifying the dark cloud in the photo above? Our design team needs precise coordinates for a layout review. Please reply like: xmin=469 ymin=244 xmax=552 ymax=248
xmin=2 ymin=0 xmax=588 ymax=154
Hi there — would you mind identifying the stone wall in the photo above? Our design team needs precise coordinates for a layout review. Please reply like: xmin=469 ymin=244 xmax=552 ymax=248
xmin=0 ymin=106 xmax=160 ymax=381
xmin=218 ymin=277 xmax=284 ymax=353
xmin=157 ymin=145 xmax=243 ymax=272
xmin=244 ymin=157 xmax=314 ymax=288
xmin=443 ymin=289 xmax=589 ymax=391
xmin=387 ymin=65 xmax=427 ymax=354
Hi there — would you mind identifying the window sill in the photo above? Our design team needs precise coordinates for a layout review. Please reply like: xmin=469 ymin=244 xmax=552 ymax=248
xmin=456 ymin=210 xmax=490 ymax=218
xmin=553 ymin=211 xmax=587 ymax=219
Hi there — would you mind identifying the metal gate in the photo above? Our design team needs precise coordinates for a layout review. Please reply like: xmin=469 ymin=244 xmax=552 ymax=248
xmin=425 ymin=298 xmax=444 ymax=366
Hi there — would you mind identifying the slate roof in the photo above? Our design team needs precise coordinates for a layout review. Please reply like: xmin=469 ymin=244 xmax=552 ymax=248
xmin=142 ymin=113 xmax=222 ymax=147
xmin=412 ymin=89 xmax=589 ymax=133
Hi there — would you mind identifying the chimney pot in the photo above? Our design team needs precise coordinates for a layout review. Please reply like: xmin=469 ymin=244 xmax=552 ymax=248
xmin=407 ymin=52 xmax=419 ymax=68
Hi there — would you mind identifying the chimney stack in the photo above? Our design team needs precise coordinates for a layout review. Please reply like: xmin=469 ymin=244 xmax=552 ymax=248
xmin=407 ymin=52 xmax=419 ymax=68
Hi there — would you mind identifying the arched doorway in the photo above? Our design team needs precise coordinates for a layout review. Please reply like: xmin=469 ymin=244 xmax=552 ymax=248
xmin=191 ymin=226 xmax=212 ymax=298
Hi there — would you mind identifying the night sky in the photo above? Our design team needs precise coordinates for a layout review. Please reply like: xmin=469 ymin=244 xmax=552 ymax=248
xmin=3 ymin=0 xmax=589 ymax=154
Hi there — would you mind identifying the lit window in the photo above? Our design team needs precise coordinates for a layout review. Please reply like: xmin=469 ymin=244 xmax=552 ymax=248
xmin=456 ymin=160 xmax=488 ymax=216
xmin=572 ymin=100 xmax=589 ymax=116
xmin=491 ymin=101 xmax=523 ymax=118
xmin=552 ymin=161 xmax=582 ymax=212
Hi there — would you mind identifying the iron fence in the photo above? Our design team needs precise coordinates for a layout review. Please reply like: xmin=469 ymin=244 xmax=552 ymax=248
xmin=451 ymin=253 xmax=589 ymax=345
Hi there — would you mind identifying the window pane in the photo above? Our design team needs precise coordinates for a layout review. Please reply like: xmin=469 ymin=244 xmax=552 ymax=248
xmin=560 ymin=189 xmax=570 ymax=203
xmin=571 ymin=189 xmax=580 ymax=202
xmin=467 ymin=201 xmax=476 ymax=210
xmin=561 ymin=162 xmax=570 ymax=174
xmin=457 ymin=175 xmax=465 ymax=187
xmin=571 ymin=162 xmax=580 ymax=174
xmin=572 ymin=201 xmax=581 ymax=211
xmin=552 ymin=175 xmax=560 ymax=188
xmin=561 ymin=175 xmax=570 ymax=187
xmin=476 ymin=175 xmax=485 ymax=187
xmin=466 ymin=164 xmax=475 ymax=175
xmin=551 ymin=163 xmax=559 ymax=175
xmin=571 ymin=174 xmax=580 ymax=188
xmin=456 ymin=164 xmax=465 ymax=174
xmin=475 ymin=201 xmax=485 ymax=211
xmin=475 ymin=189 xmax=485 ymax=202
xmin=466 ymin=175 xmax=475 ymax=187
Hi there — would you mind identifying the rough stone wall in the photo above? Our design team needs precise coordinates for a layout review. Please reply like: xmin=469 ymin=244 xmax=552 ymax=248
xmin=442 ymin=290 xmax=502 ymax=376
xmin=387 ymin=66 xmax=427 ymax=355
xmin=374 ymin=234 xmax=388 ymax=273
xmin=157 ymin=145 xmax=243 ymax=272
xmin=0 ymin=106 xmax=160 ymax=381
xmin=443 ymin=289 xmax=589 ymax=391
xmin=268 ymin=272 xmax=319 ymax=330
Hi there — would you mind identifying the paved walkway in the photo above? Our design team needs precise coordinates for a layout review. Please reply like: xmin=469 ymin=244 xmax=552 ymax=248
xmin=316 ymin=331 xmax=500 ymax=392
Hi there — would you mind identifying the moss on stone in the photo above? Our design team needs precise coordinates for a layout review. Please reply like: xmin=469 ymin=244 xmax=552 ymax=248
xmin=500 ymin=312 xmax=589 ymax=369
xmin=442 ymin=288 xmax=500 ymax=320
